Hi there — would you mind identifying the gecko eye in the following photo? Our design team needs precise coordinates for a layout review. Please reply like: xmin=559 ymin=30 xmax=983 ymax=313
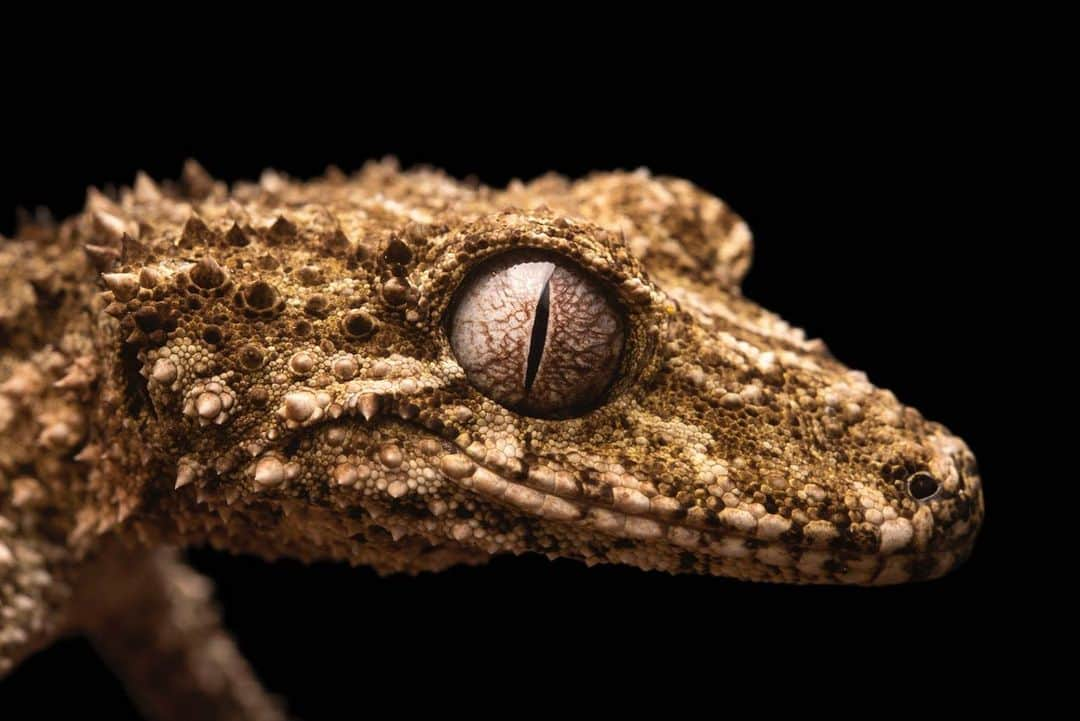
xmin=448 ymin=251 xmax=625 ymax=417
xmin=907 ymin=472 xmax=941 ymax=501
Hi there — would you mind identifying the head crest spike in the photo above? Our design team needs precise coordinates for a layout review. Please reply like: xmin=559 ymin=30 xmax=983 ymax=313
xmin=181 ymin=159 xmax=216 ymax=199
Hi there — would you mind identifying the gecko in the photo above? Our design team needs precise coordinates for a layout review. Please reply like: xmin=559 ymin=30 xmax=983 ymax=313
xmin=0 ymin=160 xmax=983 ymax=720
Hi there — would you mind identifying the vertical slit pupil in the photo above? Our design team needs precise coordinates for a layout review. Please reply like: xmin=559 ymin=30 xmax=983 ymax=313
xmin=525 ymin=279 xmax=550 ymax=391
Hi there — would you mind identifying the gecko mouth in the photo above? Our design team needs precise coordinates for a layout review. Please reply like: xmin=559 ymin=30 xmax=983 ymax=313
xmin=269 ymin=379 xmax=981 ymax=585
xmin=431 ymin=443 xmax=980 ymax=584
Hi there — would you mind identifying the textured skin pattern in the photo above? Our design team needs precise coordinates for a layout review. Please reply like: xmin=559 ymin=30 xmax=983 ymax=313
xmin=0 ymin=160 xmax=983 ymax=717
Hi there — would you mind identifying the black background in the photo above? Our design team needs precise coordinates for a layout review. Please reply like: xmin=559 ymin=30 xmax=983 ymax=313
xmin=0 ymin=48 xmax=1028 ymax=717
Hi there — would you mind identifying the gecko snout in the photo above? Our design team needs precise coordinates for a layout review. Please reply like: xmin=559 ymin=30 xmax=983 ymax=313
xmin=916 ymin=433 xmax=984 ymax=567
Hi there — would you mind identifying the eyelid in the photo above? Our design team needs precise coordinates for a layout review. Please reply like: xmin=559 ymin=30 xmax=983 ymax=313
xmin=426 ymin=229 xmax=667 ymax=411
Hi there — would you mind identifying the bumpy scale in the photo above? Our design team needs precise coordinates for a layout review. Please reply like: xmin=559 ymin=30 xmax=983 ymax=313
xmin=0 ymin=160 xmax=983 ymax=720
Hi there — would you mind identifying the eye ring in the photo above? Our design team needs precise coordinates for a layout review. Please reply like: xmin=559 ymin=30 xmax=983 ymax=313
xmin=446 ymin=249 xmax=626 ymax=418
xmin=907 ymin=472 xmax=941 ymax=501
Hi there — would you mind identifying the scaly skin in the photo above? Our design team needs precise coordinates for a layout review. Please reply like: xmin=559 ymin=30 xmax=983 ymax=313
xmin=0 ymin=160 xmax=983 ymax=718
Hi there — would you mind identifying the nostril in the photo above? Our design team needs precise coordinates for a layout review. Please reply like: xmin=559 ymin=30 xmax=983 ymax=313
xmin=907 ymin=472 xmax=940 ymax=501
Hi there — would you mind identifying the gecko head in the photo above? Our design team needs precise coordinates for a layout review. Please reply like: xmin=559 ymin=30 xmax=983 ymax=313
xmin=425 ymin=213 xmax=983 ymax=584
xmin=93 ymin=164 xmax=981 ymax=583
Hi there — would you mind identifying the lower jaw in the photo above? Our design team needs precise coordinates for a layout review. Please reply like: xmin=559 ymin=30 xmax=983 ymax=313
xmin=597 ymin=539 xmax=975 ymax=585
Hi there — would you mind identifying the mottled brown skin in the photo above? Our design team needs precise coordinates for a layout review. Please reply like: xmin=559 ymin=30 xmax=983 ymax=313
xmin=0 ymin=160 xmax=983 ymax=719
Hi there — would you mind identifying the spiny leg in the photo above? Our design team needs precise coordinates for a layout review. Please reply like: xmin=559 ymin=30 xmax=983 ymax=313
xmin=75 ymin=547 xmax=287 ymax=721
